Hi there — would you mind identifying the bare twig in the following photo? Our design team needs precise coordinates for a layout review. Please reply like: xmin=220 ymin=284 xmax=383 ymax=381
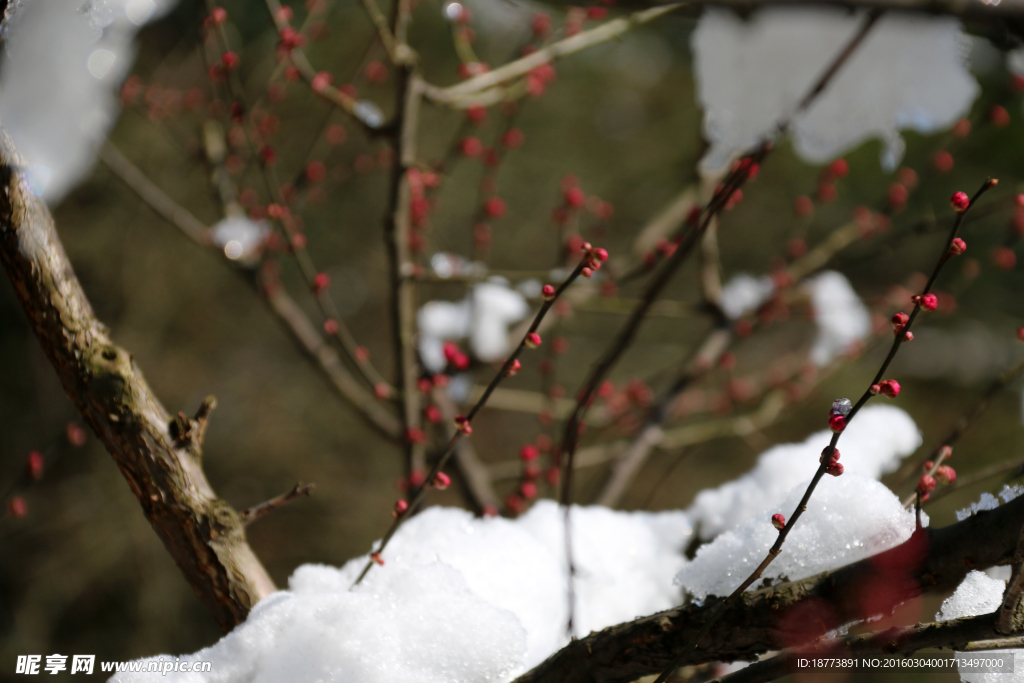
xmin=422 ymin=5 xmax=683 ymax=108
xmin=240 ymin=483 xmax=315 ymax=525
xmin=433 ymin=387 xmax=502 ymax=513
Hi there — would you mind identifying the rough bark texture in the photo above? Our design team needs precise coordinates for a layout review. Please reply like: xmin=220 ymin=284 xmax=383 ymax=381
xmin=0 ymin=130 xmax=275 ymax=632
xmin=515 ymin=495 xmax=1024 ymax=683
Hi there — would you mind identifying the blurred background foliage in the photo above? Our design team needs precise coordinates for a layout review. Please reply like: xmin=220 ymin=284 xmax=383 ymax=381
xmin=3 ymin=0 xmax=1024 ymax=679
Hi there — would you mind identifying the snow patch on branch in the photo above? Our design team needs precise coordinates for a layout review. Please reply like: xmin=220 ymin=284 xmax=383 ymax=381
xmin=0 ymin=0 xmax=175 ymax=203
xmin=686 ymin=405 xmax=920 ymax=541
xmin=937 ymin=570 xmax=1024 ymax=683
xmin=111 ymin=504 xmax=691 ymax=682
xmin=692 ymin=8 xmax=978 ymax=172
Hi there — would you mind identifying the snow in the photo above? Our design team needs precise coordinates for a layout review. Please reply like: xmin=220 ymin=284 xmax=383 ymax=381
xmin=686 ymin=405 xmax=920 ymax=540
xmin=719 ymin=273 xmax=774 ymax=320
xmin=418 ymin=279 xmax=529 ymax=372
xmin=0 ymin=0 xmax=175 ymax=203
xmin=692 ymin=8 xmax=978 ymax=172
xmin=110 ymin=411 xmax=926 ymax=680
xmin=210 ymin=217 xmax=270 ymax=267
xmin=956 ymin=485 xmax=1024 ymax=522
xmin=676 ymin=474 xmax=920 ymax=600
xmin=111 ymin=503 xmax=690 ymax=682
xmin=806 ymin=271 xmax=871 ymax=367
xmin=937 ymin=570 xmax=1022 ymax=683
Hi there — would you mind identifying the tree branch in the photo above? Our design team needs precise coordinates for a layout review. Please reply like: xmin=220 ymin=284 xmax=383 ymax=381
xmin=0 ymin=129 xmax=275 ymax=631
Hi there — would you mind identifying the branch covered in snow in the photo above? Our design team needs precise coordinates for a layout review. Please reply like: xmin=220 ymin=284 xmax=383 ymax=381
xmin=515 ymin=495 xmax=1024 ymax=683
xmin=0 ymin=129 xmax=275 ymax=631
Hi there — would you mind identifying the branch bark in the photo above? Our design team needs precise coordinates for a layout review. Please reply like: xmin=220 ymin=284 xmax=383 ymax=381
xmin=0 ymin=129 xmax=275 ymax=632
xmin=514 ymin=493 xmax=1024 ymax=683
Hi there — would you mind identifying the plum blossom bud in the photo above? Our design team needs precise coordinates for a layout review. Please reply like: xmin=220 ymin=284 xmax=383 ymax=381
xmin=525 ymin=332 xmax=542 ymax=349
xmin=938 ymin=445 xmax=953 ymax=460
xmin=27 ymin=451 xmax=44 ymax=480
xmin=454 ymin=415 xmax=472 ymax=434
xmin=937 ymin=465 xmax=957 ymax=484
xmin=520 ymin=481 xmax=538 ymax=499
xmin=581 ymin=267 xmax=593 ymax=278
xmin=950 ymin=192 xmax=970 ymax=213
xmin=826 ymin=462 xmax=844 ymax=477
xmin=920 ymin=293 xmax=937 ymax=311
xmin=392 ymin=499 xmax=409 ymax=518
xmin=948 ymin=238 xmax=967 ymax=256
xmin=917 ymin=474 xmax=936 ymax=495
xmin=7 ymin=496 xmax=27 ymax=517
xmin=878 ymin=379 xmax=901 ymax=398
xmin=590 ymin=247 xmax=609 ymax=262
xmin=819 ymin=447 xmax=840 ymax=466
xmin=772 ymin=513 xmax=786 ymax=530
xmin=505 ymin=359 xmax=522 ymax=377
xmin=903 ymin=331 xmax=914 ymax=342
xmin=892 ymin=312 xmax=909 ymax=327
xmin=869 ymin=384 xmax=881 ymax=395
xmin=520 ymin=445 xmax=539 ymax=461
xmin=432 ymin=472 xmax=451 ymax=490
xmin=828 ymin=414 xmax=846 ymax=433
xmin=371 ymin=551 xmax=384 ymax=565
xmin=312 ymin=272 xmax=330 ymax=294
xmin=542 ymin=284 xmax=556 ymax=300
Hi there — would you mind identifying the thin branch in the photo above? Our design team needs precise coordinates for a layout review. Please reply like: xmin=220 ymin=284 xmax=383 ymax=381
xmin=422 ymin=5 xmax=683 ymax=107
xmin=353 ymin=253 xmax=597 ymax=584
xmin=433 ymin=387 xmax=502 ymax=513
xmin=240 ymin=483 xmax=315 ymax=525
xmin=890 ymin=354 xmax=1024 ymax=490
xmin=0 ymin=129 xmax=275 ymax=631
xmin=103 ymin=139 xmax=403 ymax=441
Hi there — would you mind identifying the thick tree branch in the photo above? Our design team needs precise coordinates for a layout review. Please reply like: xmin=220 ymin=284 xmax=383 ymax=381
xmin=514 ymin=493 xmax=1024 ymax=683
xmin=0 ymin=129 xmax=275 ymax=631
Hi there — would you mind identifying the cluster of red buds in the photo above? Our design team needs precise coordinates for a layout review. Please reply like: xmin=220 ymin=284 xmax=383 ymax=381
xmin=819 ymin=446 xmax=843 ymax=476
xmin=442 ymin=341 xmax=471 ymax=371
xmin=579 ymin=243 xmax=609 ymax=279
xmin=918 ymin=446 xmax=956 ymax=501
xmin=890 ymin=312 xmax=913 ymax=341
xmin=869 ymin=379 xmax=901 ymax=397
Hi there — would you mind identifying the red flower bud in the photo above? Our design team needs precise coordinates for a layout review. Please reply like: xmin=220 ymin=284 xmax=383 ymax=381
xmin=520 ymin=481 xmax=538 ymax=499
xmin=312 ymin=272 xmax=330 ymax=294
xmin=542 ymin=284 xmax=556 ymax=300
xmin=7 ymin=496 xmax=27 ymax=517
xmin=520 ymin=444 xmax=539 ymax=461
xmin=950 ymin=191 xmax=970 ymax=213
xmin=772 ymin=513 xmax=786 ymax=530
xmin=917 ymin=474 xmax=936 ymax=495
xmin=828 ymin=413 xmax=846 ymax=433
xmin=826 ymin=462 xmax=844 ymax=477
xmin=505 ymin=359 xmax=522 ymax=377
xmin=819 ymin=447 xmax=840 ymax=466
xmin=919 ymin=293 xmax=937 ymax=311
xmin=525 ymin=332 xmax=542 ymax=349
xmin=27 ymin=451 xmax=44 ymax=480
xmin=879 ymin=379 xmax=901 ymax=397
xmin=371 ymin=551 xmax=384 ymax=565
xmin=949 ymin=238 xmax=967 ymax=256
xmin=937 ymin=465 xmax=957 ymax=484
xmin=433 ymin=472 xmax=451 ymax=490
xmin=392 ymin=499 xmax=409 ymax=518
xmin=455 ymin=415 xmax=472 ymax=434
